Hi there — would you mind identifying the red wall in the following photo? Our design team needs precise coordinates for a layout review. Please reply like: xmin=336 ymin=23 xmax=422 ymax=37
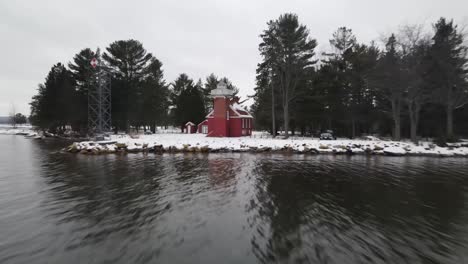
xmin=208 ymin=97 xmax=230 ymax=137
xmin=208 ymin=117 xmax=253 ymax=137
xmin=206 ymin=96 xmax=254 ymax=137
xmin=228 ymin=118 xmax=254 ymax=137
xmin=229 ymin=118 xmax=242 ymax=137
xmin=197 ymin=120 xmax=208 ymax=133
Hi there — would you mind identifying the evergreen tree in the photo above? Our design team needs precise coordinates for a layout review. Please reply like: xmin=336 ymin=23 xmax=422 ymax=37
xmin=323 ymin=27 xmax=356 ymax=136
xmin=170 ymin=73 xmax=192 ymax=106
xmin=29 ymin=63 xmax=76 ymax=133
xmin=346 ymin=43 xmax=379 ymax=137
xmin=103 ymin=39 xmax=153 ymax=132
xmin=141 ymin=57 xmax=169 ymax=133
xmin=289 ymin=70 xmax=317 ymax=135
xmin=252 ymin=61 xmax=281 ymax=135
xmin=428 ymin=18 xmax=468 ymax=140
xmin=172 ymin=74 xmax=206 ymax=130
xmin=204 ymin=73 xmax=219 ymax=100
xmin=315 ymin=27 xmax=380 ymax=138
xmin=68 ymin=48 xmax=100 ymax=133
xmin=329 ymin=27 xmax=357 ymax=57
xmin=373 ymin=34 xmax=404 ymax=140
xmin=259 ymin=13 xmax=317 ymax=138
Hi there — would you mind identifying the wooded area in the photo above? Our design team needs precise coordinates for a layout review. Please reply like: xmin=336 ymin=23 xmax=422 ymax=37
xmin=29 ymin=14 xmax=468 ymax=143
xmin=29 ymin=41 xmax=237 ymax=135
xmin=252 ymin=14 xmax=468 ymax=142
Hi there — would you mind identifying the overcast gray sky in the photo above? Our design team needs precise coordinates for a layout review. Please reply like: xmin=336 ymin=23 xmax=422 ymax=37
xmin=1 ymin=0 xmax=467 ymax=115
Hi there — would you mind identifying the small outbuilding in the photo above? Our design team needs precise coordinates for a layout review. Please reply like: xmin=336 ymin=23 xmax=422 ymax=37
xmin=184 ymin=122 xmax=197 ymax=134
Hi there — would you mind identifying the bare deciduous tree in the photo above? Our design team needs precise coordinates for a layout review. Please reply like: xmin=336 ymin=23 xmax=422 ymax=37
xmin=398 ymin=24 xmax=432 ymax=143
xmin=8 ymin=103 xmax=17 ymax=128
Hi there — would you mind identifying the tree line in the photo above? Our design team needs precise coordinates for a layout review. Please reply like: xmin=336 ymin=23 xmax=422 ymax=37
xmin=252 ymin=14 xmax=468 ymax=142
xmin=29 ymin=40 xmax=237 ymax=135
xmin=7 ymin=104 xmax=27 ymax=127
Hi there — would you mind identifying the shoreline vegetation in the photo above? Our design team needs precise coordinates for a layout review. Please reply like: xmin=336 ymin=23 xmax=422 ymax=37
xmin=25 ymin=15 xmax=468 ymax=148
xmin=1 ymin=127 xmax=468 ymax=157
xmin=63 ymin=133 xmax=468 ymax=157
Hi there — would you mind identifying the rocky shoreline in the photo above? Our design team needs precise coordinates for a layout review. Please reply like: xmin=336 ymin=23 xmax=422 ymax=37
xmin=64 ymin=134 xmax=468 ymax=157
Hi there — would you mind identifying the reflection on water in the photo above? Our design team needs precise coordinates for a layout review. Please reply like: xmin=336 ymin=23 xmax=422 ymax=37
xmin=248 ymin=156 xmax=468 ymax=263
xmin=1 ymin=136 xmax=468 ymax=263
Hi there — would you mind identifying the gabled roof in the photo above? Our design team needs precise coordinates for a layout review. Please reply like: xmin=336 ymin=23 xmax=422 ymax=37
xmin=205 ymin=103 xmax=253 ymax=119
xmin=229 ymin=103 xmax=253 ymax=118
xmin=197 ymin=120 xmax=208 ymax=126
xmin=185 ymin=121 xmax=195 ymax=126
xmin=232 ymin=103 xmax=253 ymax=117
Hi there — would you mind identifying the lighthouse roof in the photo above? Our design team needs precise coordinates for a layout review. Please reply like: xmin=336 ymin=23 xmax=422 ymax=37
xmin=205 ymin=101 xmax=253 ymax=119
xmin=210 ymin=81 xmax=234 ymax=97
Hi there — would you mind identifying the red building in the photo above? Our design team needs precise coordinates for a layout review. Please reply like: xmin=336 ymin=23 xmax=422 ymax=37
xmin=184 ymin=122 xmax=196 ymax=134
xmin=197 ymin=81 xmax=253 ymax=137
xmin=197 ymin=120 xmax=209 ymax=134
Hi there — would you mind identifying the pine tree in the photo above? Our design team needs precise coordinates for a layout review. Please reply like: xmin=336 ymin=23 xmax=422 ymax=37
xmin=170 ymin=73 xmax=192 ymax=106
xmin=172 ymin=74 xmax=206 ymax=130
xmin=258 ymin=13 xmax=317 ymax=138
xmin=29 ymin=63 xmax=76 ymax=133
xmin=204 ymin=73 xmax=219 ymax=100
xmin=141 ymin=57 xmax=169 ymax=133
xmin=103 ymin=40 xmax=153 ymax=132
xmin=428 ymin=18 xmax=468 ymax=140
xmin=329 ymin=27 xmax=357 ymax=57
xmin=373 ymin=34 xmax=404 ymax=140
xmin=324 ymin=27 xmax=359 ymax=137
xmin=251 ymin=61 xmax=281 ymax=135
xmin=68 ymin=48 xmax=100 ymax=133
xmin=346 ymin=43 xmax=379 ymax=137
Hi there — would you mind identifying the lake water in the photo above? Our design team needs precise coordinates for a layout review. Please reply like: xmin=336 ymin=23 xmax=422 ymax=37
xmin=1 ymin=135 xmax=468 ymax=264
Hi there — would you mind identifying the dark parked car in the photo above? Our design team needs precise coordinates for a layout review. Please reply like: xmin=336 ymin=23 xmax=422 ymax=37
xmin=320 ymin=130 xmax=337 ymax=140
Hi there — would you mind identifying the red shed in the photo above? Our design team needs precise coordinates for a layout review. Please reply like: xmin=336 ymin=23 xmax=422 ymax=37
xmin=184 ymin=122 xmax=196 ymax=134
xmin=199 ymin=81 xmax=253 ymax=137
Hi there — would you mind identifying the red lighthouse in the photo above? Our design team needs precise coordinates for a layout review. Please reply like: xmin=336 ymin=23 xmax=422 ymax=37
xmin=198 ymin=81 xmax=253 ymax=137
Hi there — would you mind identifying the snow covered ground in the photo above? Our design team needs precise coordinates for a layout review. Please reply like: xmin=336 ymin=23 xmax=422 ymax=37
xmin=0 ymin=125 xmax=35 ymax=136
xmin=67 ymin=133 xmax=468 ymax=157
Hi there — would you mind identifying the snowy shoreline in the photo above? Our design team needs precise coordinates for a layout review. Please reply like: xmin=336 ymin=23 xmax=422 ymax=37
xmin=0 ymin=126 xmax=37 ymax=136
xmin=65 ymin=133 xmax=468 ymax=157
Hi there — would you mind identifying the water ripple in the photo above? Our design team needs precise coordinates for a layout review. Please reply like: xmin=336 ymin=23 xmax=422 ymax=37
xmin=1 ymin=137 xmax=468 ymax=263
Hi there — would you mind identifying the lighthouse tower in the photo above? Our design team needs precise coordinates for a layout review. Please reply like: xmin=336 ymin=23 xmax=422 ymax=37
xmin=208 ymin=81 xmax=234 ymax=137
